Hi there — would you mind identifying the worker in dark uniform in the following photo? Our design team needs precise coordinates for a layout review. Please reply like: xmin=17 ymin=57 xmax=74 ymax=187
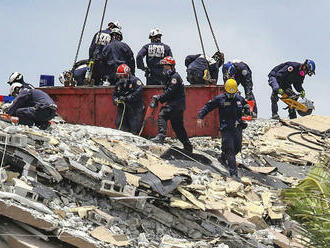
xmin=185 ymin=52 xmax=224 ymax=85
xmin=222 ymin=61 xmax=257 ymax=117
xmin=7 ymin=72 xmax=34 ymax=90
xmin=268 ymin=59 xmax=316 ymax=119
xmin=136 ymin=28 xmax=172 ymax=85
xmin=102 ymin=28 xmax=135 ymax=85
xmin=197 ymin=79 xmax=250 ymax=180
xmin=150 ymin=56 xmax=193 ymax=153
xmin=112 ymin=64 xmax=144 ymax=134
xmin=88 ymin=21 xmax=121 ymax=85
xmin=5 ymin=83 xmax=57 ymax=130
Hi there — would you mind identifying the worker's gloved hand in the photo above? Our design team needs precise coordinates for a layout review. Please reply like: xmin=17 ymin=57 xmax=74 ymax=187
xmin=278 ymin=88 xmax=284 ymax=95
xmin=212 ymin=51 xmax=225 ymax=66
xmin=243 ymin=104 xmax=251 ymax=115
xmin=150 ymin=95 xmax=160 ymax=108
xmin=300 ymin=90 xmax=306 ymax=98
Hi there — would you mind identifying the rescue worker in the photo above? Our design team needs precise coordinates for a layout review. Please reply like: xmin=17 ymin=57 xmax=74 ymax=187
xmin=4 ymin=83 xmax=57 ymax=130
xmin=185 ymin=52 xmax=224 ymax=85
xmin=102 ymin=28 xmax=135 ymax=85
xmin=7 ymin=72 xmax=34 ymax=90
xmin=197 ymin=79 xmax=250 ymax=180
xmin=268 ymin=59 xmax=316 ymax=119
xmin=88 ymin=21 xmax=121 ymax=85
xmin=136 ymin=28 xmax=172 ymax=85
xmin=59 ymin=59 xmax=89 ymax=86
xmin=112 ymin=64 xmax=144 ymax=134
xmin=150 ymin=56 xmax=193 ymax=153
xmin=222 ymin=61 xmax=258 ymax=117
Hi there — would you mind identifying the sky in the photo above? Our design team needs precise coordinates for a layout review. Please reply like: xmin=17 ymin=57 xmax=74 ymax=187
xmin=0 ymin=0 xmax=329 ymax=118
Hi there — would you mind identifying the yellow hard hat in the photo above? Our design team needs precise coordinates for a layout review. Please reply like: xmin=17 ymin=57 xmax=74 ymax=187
xmin=225 ymin=79 xmax=238 ymax=94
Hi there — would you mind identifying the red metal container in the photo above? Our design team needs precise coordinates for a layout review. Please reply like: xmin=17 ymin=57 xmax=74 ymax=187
xmin=41 ymin=85 xmax=224 ymax=137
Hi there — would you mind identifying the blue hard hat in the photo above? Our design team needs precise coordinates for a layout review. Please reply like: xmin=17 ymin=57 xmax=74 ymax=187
xmin=305 ymin=59 xmax=316 ymax=76
xmin=222 ymin=62 xmax=235 ymax=78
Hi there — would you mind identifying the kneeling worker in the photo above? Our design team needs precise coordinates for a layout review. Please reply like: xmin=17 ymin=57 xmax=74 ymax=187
xmin=113 ymin=64 xmax=144 ymax=134
xmin=5 ymin=83 xmax=57 ymax=130
xmin=197 ymin=79 xmax=250 ymax=180
xmin=150 ymin=56 xmax=192 ymax=153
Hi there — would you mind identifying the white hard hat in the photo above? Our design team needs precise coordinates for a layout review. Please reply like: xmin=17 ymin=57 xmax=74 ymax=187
xmin=111 ymin=28 xmax=122 ymax=36
xmin=108 ymin=21 xmax=122 ymax=30
xmin=8 ymin=72 xmax=23 ymax=84
xmin=149 ymin=28 xmax=162 ymax=38
xmin=10 ymin=82 xmax=23 ymax=96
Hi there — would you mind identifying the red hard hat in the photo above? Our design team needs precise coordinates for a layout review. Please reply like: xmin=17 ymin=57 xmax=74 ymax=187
xmin=116 ymin=64 xmax=131 ymax=77
xmin=160 ymin=56 xmax=176 ymax=66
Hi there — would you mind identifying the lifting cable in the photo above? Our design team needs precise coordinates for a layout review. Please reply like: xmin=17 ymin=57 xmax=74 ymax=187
xmin=96 ymin=0 xmax=109 ymax=49
xmin=72 ymin=0 xmax=92 ymax=71
xmin=191 ymin=0 xmax=207 ymax=61
xmin=200 ymin=0 xmax=221 ymax=53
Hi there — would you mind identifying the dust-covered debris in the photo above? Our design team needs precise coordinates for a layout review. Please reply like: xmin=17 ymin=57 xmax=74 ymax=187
xmin=0 ymin=116 xmax=328 ymax=247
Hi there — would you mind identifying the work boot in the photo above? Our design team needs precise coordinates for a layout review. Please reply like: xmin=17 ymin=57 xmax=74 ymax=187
xmin=36 ymin=121 xmax=51 ymax=130
xmin=217 ymin=153 xmax=228 ymax=167
xmin=150 ymin=135 xmax=165 ymax=144
xmin=271 ymin=113 xmax=280 ymax=120
xmin=183 ymin=142 xmax=193 ymax=154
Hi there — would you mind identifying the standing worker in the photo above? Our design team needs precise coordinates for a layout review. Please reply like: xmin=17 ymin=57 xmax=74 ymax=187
xmin=113 ymin=64 xmax=144 ymax=134
xmin=88 ymin=21 xmax=122 ymax=85
xmin=222 ymin=61 xmax=257 ymax=117
xmin=268 ymin=59 xmax=315 ymax=119
xmin=185 ymin=52 xmax=224 ymax=85
xmin=102 ymin=28 xmax=135 ymax=85
xmin=7 ymin=72 xmax=34 ymax=90
xmin=4 ymin=83 xmax=57 ymax=130
xmin=150 ymin=56 xmax=193 ymax=153
xmin=197 ymin=79 xmax=250 ymax=180
xmin=136 ymin=28 xmax=172 ymax=85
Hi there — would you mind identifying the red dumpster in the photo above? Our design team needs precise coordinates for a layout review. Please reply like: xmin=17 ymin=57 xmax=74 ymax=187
xmin=41 ymin=85 xmax=224 ymax=137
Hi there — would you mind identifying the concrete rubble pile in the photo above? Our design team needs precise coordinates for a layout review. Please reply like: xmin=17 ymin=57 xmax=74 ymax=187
xmin=0 ymin=116 xmax=328 ymax=247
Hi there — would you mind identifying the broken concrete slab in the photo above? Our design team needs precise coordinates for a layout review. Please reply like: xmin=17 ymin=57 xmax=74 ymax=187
xmin=90 ymin=226 xmax=129 ymax=247
xmin=0 ymin=200 xmax=57 ymax=231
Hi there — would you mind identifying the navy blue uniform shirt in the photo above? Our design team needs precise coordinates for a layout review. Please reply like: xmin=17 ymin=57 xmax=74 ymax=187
xmin=198 ymin=93 xmax=247 ymax=131
xmin=136 ymin=42 xmax=172 ymax=70
xmin=268 ymin=62 xmax=304 ymax=92
xmin=6 ymin=89 xmax=55 ymax=116
xmin=102 ymin=40 xmax=135 ymax=75
xmin=185 ymin=54 xmax=219 ymax=82
xmin=89 ymin=29 xmax=111 ymax=60
xmin=159 ymin=71 xmax=185 ymax=110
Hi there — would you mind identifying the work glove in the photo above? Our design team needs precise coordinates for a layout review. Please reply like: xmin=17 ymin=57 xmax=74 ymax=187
xmin=300 ymin=90 xmax=306 ymax=98
xmin=243 ymin=104 xmax=252 ymax=116
xmin=278 ymin=88 xmax=284 ymax=95
xmin=149 ymin=95 xmax=160 ymax=108
xmin=113 ymin=98 xmax=120 ymax=105
xmin=212 ymin=51 xmax=225 ymax=66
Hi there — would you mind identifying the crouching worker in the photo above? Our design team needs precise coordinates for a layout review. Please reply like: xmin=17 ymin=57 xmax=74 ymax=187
xmin=5 ymin=83 xmax=57 ymax=130
xmin=150 ymin=56 xmax=193 ymax=154
xmin=197 ymin=79 xmax=250 ymax=180
xmin=113 ymin=64 xmax=144 ymax=134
